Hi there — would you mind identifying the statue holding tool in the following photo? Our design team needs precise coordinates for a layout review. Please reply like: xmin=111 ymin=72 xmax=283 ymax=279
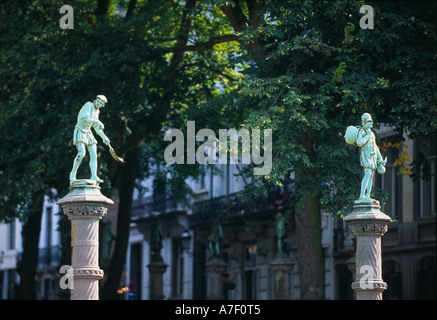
xmin=345 ymin=113 xmax=387 ymax=201
xmin=69 ymin=95 xmax=124 ymax=186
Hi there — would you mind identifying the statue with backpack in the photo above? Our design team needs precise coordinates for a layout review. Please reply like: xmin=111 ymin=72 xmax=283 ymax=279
xmin=345 ymin=113 xmax=387 ymax=201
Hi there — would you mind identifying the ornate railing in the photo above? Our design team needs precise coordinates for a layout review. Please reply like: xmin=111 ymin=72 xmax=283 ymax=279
xmin=131 ymin=193 xmax=185 ymax=220
xmin=190 ymin=182 xmax=294 ymax=227
xmin=131 ymin=182 xmax=295 ymax=226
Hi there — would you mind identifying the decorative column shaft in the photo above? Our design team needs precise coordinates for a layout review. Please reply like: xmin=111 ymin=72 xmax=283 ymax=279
xmin=205 ymin=257 xmax=227 ymax=300
xmin=343 ymin=200 xmax=391 ymax=300
xmin=147 ymin=257 xmax=168 ymax=300
xmin=270 ymin=255 xmax=294 ymax=300
xmin=57 ymin=183 xmax=113 ymax=300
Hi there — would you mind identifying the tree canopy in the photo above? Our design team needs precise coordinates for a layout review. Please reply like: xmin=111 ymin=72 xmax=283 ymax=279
xmin=0 ymin=0 xmax=435 ymax=300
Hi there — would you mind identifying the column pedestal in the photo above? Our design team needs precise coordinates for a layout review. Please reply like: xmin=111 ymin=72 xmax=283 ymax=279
xmin=270 ymin=255 xmax=294 ymax=300
xmin=148 ymin=257 xmax=168 ymax=300
xmin=343 ymin=199 xmax=391 ymax=300
xmin=57 ymin=182 xmax=113 ymax=300
xmin=205 ymin=256 xmax=227 ymax=300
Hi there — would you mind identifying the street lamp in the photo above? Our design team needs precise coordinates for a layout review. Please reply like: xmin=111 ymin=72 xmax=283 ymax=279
xmin=181 ymin=230 xmax=191 ymax=252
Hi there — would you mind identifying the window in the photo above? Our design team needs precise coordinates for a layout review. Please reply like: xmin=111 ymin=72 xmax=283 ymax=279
xmin=375 ymin=145 xmax=401 ymax=218
xmin=244 ymin=269 xmax=257 ymax=299
xmin=200 ymin=171 xmax=206 ymax=190
xmin=417 ymin=139 xmax=436 ymax=218
xmin=244 ymin=244 xmax=257 ymax=299
xmin=45 ymin=207 xmax=52 ymax=265
xmin=245 ymin=245 xmax=257 ymax=268
xmin=417 ymin=256 xmax=436 ymax=300
xmin=171 ymin=239 xmax=184 ymax=298
xmin=129 ymin=243 xmax=142 ymax=300
xmin=7 ymin=219 xmax=15 ymax=250
xmin=382 ymin=261 xmax=402 ymax=300
xmin=0 ymin=269 xmax=4 ymax=300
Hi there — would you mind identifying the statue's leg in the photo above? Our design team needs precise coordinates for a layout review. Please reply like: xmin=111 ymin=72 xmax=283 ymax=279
xmin=359 ymin=168 xmax=372 ymax=199
xmin=359 ymin=172 xmax=368 ymax=199
xmin=69 ymin=143 xmax=86 ymax=181
xmin=365 ymin=169 xmax=374 ymax=198
xmin=89 ymin=144 xmax=103 ymax=183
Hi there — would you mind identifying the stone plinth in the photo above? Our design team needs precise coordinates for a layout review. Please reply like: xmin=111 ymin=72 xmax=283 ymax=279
xmin=205 ymin=256 xmax=227 ymax=300
xmin=147 ymin=257 xmax=168 ymax=300
xmin=343 ymin=199 xmax=391 ymax=300
xmin=270 ymin=255 xmax=294 ymax=300
xmin=57 ymin=182 xmax=113 ymax=300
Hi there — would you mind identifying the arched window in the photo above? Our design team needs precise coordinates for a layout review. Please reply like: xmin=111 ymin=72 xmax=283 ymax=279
xmin=382 ymin=260 xmax=401 ymax=300
xmin=417 ymin=256 xmax=436 ymax=300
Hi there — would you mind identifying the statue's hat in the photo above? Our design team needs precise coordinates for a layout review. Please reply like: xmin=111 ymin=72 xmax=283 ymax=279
xmin=361 ymin=112 xmax=372 ymax=123
xmin=96 ymin=95 xmax=107 ymax=103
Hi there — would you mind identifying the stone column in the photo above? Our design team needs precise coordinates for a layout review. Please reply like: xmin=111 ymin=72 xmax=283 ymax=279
xmin=147 ymin=257 xmax=168 ymax=300
xmin=57 ymin=182 xmax=113 ymax=300
xmin=205 ymin=256 xmax=227 ymax=300
xmin=270 ymin=255 xmax=294 ymax=300
xmin=343 ymin=199 xmax=391 ymax=300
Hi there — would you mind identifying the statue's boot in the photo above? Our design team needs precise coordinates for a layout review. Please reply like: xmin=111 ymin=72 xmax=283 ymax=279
xmin=91 ymin=176 xmax=104 ymax=183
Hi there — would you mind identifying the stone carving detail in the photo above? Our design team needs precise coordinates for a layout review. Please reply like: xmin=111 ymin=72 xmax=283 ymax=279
xmin=271 ymin=264 xmax=293 ymax=273
xmin=63 ymin=205 xmax=108 ymax=219
xmin=351 ymin=281 xmax=387 ymax=290
xmin=348 ymin=222 xmax=388 ymax=236
xmin=68 ymin=268 xmax=104 ymax=279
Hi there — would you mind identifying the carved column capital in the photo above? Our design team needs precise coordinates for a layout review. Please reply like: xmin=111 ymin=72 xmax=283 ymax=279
xmin=348 ymin=221 xmax=388 ymax=236
xmin=62 ymin=204 xmax=108 ymax=219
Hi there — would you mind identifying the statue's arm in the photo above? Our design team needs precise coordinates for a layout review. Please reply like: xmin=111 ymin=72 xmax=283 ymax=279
xmin=94 ymin=126 xmax=110 ymax=144
xmin=356 ymin=128 xmax=370 ymax=146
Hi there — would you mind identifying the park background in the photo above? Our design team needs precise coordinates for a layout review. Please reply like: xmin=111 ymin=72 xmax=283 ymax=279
xmin=0 ymin=0 xmax=435 ymax=300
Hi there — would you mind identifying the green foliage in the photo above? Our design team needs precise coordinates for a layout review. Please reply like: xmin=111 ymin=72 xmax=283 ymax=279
xmin=210 ymin=0 xmax=437 ymax=217
xmin=1 ymin=0 xmax=436 ymax=222
xmin=343 ymin=22 xmax=355 ymax=45
xmin=0 ymin=0 xmax=243 ymax=221
xmin=332 ymin=62 xmax=347 ymax=83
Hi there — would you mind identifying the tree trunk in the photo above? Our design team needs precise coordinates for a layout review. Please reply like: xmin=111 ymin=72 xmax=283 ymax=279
xmin=100 ymin=0 xmax=196 ymax=300
xmin=101 ymin=138 xmax=143 ymax=300
xmin=17 ymin=191 xmax=44 ymax=300
xmin=294 ymin=174 xmax=325 ymax=300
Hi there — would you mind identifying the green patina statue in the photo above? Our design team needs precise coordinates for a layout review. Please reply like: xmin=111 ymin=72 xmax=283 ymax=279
xmin=345 ymin=113 xmax=387 ymax=201
xmin=208 ymin=219 xmax=223 ymax=256
xmin=276 ymin=212 xmax=286 ymax=255
xmin=150 ymin=221 xmax=163 ymax=259
xmin=69 ymin=95 xmax=124 ymax=186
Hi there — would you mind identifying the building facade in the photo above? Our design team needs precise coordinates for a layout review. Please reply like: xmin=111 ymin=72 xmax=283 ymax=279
xmin=0 ymin=217 xmax=21 ymax=299
xmin=0 ymin=134 xmax=435 ymax=300
xmin=126 ymin=133 xmax=435 ymax=300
